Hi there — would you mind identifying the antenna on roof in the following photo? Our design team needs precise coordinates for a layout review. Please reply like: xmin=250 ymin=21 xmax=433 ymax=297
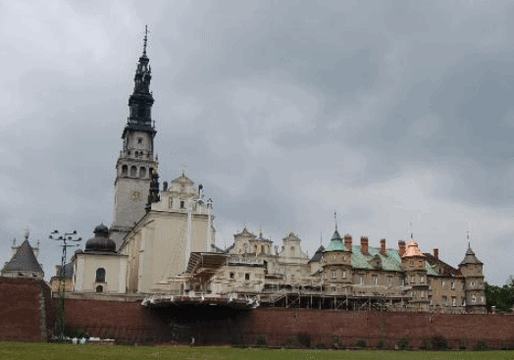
xmin=466 ymin=230 xmax=471 ymax=248
xmin=409 ymin=220 xmax=413 ymax=240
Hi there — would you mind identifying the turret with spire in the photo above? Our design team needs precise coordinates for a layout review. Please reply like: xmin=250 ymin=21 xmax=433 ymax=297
xmin=110 ymin=26 xmax=159 ymax=249
xmin=459 ymin=234 xmax=486 ymax=313
xmin=323 ymin=212 xmax=352 ymax=292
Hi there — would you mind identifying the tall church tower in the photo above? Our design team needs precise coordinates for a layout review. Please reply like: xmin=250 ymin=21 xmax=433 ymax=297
xmin=110 ymin=27 xmax=158 ymax=249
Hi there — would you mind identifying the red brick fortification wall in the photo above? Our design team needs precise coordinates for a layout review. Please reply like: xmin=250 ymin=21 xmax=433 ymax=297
xmin=62 ymin=299 xmax=514 ymax=349
xmin=64 ymin=299 xmax=251 ymax=344
xmin=0 ymin=277 xmax=51 ymax=342
xmin=246 ymin=308 xmax=514 ymax=349
xmin=63 ymin=299 xmax=171 ymax=343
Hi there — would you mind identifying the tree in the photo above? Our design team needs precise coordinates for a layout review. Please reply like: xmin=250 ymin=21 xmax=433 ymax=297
xmin=485 ymin=280 xmax=514 ymax=312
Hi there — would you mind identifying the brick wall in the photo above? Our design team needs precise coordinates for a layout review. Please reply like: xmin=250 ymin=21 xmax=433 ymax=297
xmin=63 ymin=300 xmax=514 ymax=348
xmin=0 ymin=277 xmax=51 ymax=342
xmin=2 ymin=277 xmax=514 ymax=349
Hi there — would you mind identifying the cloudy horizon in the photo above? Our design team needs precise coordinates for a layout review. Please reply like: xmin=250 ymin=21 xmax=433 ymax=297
xmin=1 ymin=0 xmax=514 ymax=285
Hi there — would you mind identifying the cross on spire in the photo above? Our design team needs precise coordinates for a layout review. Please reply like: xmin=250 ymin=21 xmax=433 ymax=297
xmin=180 ymin=162 xmax=188 ymax=175
xmin=334 ymin=211 xmax=338 ymax=232
xmin=143 ymin=25 xmax=149 ymax=56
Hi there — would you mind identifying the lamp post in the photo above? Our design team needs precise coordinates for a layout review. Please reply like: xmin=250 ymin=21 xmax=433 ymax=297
xmin=49 ymin=230 xmax=82 ymax=340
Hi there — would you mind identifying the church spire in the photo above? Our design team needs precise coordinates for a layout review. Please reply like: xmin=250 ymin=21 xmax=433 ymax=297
xmin=123 ymin=26 xmax=156 ymax=139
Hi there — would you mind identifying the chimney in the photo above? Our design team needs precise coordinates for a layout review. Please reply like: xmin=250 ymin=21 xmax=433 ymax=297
xmin=380 ymin=239 xmax=387 ymax=256
xmin=398 ymin=240 xmax=406 ymax=257
xmin=433 ymin=248 xmax=439 ymax=260
xmin=344 ymin=234 xmax=352 ymax=252
xmin=361 ymin=236 xmax=369 ymax=254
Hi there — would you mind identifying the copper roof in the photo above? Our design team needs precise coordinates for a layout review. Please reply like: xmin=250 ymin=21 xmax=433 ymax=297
xmin=401 ymin=239 xmax=426 ymax=258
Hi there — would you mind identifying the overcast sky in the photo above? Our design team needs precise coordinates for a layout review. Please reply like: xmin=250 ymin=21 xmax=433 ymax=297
xmin=1 ymin=0 xmax=514 ymax=285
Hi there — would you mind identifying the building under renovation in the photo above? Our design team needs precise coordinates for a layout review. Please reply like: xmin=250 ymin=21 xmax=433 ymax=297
xmin=41 ymin=33 xmax=486 ymax=314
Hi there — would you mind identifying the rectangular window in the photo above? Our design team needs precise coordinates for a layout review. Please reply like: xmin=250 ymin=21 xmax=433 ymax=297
xmin=442 ymin=280 xmax=446 ymax=288
xmin=451 ymin=281 xmax=455 ymax=290
xmin=388 ymin=277 xmax=393 ymax=286
xmin=442 ymin=296 xmax=448 ymax=306
xmin=229 ymin=272 xmax=234 ymax=279
xmin=429 ymin=296 xmax=433 ymax=306
xmin=180 ymin=200 xmax=185 ymax=209
xmin=359 ymin=275 xmax=365 ymax=285
xmin=421 ymin=290 xmax=425 ymax=298
xmin=331 ymin=270 xmax=337 ymax=279
xmin=342 ymin=270 xmax=347 ymax=279
xmin=168 ymin=198 xmax=173 ymax=208
xmin=420 ymin=275 xmax=425 ymax=284
xmin=373 ymin=275 xmax=378 ymax=285
xmin=245 ymin=273 xmax=250 ymax=281
xmin=452 ymin=297 xmax=456 ymax=307
xmin=411 ymin=275 xmax=415 ymax=284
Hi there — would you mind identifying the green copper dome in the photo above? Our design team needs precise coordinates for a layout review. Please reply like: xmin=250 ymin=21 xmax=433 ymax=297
xmin=325 ymin=230 xmax=349 ymax=252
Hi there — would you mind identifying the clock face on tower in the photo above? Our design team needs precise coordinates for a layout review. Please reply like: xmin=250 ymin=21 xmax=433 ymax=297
xmin=131 ymin=191 xmax=142 ymax=201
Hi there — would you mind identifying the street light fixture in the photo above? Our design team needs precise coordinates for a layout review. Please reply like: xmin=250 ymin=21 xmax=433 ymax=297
xmin=49 ymin=230 xmax=82 ymax=340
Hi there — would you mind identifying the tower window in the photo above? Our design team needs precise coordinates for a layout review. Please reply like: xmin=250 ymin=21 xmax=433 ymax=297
xmin=140 ymin=167 xmax=146 ymax=178
xmin=130 ymin=166 xmax=137 ymax=177
xmin=180 ymin=201 xmax=185 ymax=209
xmin=245 ymin=273 xmax=250 ymax=281
xmin=138 ymin=137 xmax=143 ymax=144
xmin=96 ymin=268 xmax=106 ymax=283
xmin=121 ymin=165 xmax=128 ymax=176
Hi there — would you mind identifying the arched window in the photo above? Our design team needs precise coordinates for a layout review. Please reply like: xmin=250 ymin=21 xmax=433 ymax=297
xmin=254 ymin=245 xmax=258 ymax=253
xmin=130 ymin=166 xmax=137 ymax=177
xmin=290 ymin=246 xmax=295 ymax=253
xmin=121 ymin=165 xmax=128 ymax=176
xmin=96 ymin=285 xmax=103 ymax=293
xmin=96 ymin=268 xmax=106 ymax=283
xmin=261 ymin=245 xmax=265 ymax=254
xmin=140 ymin=167 xmax=146 ymax=178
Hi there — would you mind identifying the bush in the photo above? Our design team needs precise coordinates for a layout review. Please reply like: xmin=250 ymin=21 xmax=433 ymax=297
xmin=332 ymin=337 xmax=345 ymax=349
xmin=475 ymin=340 xmax=488 ymax=351
xmin=459 ymin=340 xmax=467 ymax=350
xmin=256 ymin=334 xmax=267 ymax=346
xmin=356 ymin=339 xmax=366 ymax=349
xmin=285 ymin=337 xmax=298 ymax=347
xmin=376 ymin=340 xmax=385 ymax=349
xmin=429 ymin=336 xmax=448 ymax=350
xmin=397 ymin=336 xmax=409 ymax=350
xmin=297 ymin=332 xmax=311 ymax=348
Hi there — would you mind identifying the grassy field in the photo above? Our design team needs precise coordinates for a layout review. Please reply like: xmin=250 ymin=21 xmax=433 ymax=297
xmin=1 ymin=342 xmax=514 ymax=360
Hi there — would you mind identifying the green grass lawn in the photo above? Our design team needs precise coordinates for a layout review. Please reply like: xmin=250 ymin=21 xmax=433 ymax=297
xmin=1 ymin=342 xmax=514 ymax=360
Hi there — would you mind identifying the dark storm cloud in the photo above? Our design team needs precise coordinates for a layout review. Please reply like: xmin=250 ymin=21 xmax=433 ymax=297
xmin=3 ymin=0 xmax=514 ymax=285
